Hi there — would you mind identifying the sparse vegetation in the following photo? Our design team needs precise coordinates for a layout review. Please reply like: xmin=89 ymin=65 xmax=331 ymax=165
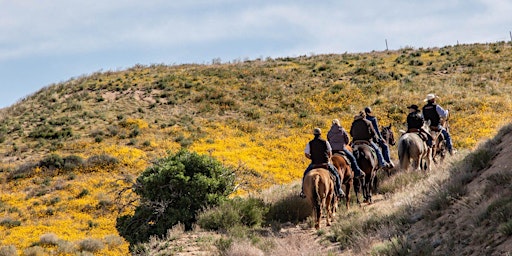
xmin=0 ymin=42 xmax=511 ymax=254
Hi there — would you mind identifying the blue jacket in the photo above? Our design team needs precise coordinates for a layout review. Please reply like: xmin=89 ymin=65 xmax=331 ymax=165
xmin=365 ymin=115 xmax=382 ymax=140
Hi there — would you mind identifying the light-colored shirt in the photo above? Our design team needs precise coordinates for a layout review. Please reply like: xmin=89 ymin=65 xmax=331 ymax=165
xmin=304 ymin=140 xmax=332 ymax=155
xmin=436 ymin=104 xmax=449 ymax=118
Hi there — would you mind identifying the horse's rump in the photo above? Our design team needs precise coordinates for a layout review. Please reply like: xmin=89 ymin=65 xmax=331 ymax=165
xmin=398 ymin=132 xmax=431 ymax=171
xmin=303 ymin=168 xmax=335 ymax=229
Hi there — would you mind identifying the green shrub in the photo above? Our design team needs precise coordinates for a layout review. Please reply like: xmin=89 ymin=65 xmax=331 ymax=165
xmin=78 ymin=238 xmax=104 ymax=252
xmin=6 ymin=162 xmax=37 ymax=181
xmin=266 ymin=194 xmax=312 ymax=223
xmin=116 ymin=149 xmax=235 ymax=247
xmin=62 ymin=155 xmax=84 ymax=171
xmin=0 ymin=218 xmax=21 ymax=228
xmin=85 ymin=154 xmax=119 ymax=168
xmin=197 ymin=197 xmax=268 ymax=231
xmin=0 ymin=245 xmax=17 ymax=256
xmin=38 ymin=154 xmax=64 ymax=170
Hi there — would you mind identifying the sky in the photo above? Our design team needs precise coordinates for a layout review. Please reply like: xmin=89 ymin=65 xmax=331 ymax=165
xmin=1 ymin=0 xmax=511 ymax=109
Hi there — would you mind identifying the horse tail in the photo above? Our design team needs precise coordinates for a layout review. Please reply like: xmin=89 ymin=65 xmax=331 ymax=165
xmin=398 ymin=136 xmax=410 ymax=171
xmin=313 ymin=174 xmax=322 ymax=212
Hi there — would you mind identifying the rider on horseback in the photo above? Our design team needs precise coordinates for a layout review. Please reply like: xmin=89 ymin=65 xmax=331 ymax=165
xmin=364 ymin=107 xmax=395 ymax=169
xmin=350 ymin=112 xmax=392 ymax=169
xmin=327 ymin=119 xmax=364 ymax=179
xmin=300 ymin=128 xmax=345 ymax=199
xmin=422 ymin=93 xmax=454 ymax=155
xmin=406 ymin=104 xmax=433 ymax=147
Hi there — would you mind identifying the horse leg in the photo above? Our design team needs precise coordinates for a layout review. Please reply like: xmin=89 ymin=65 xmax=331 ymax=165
xmin=354 ymin=178 xmax=362 ymax=205
xmin=325 ymin=193 xmax=332 ymax=226
xmin=362 ymin=176 xmax=369 ymax=203
xmin=367 ymin=176 xmax=373 ymax=204
xmin=345 ymin=180 xmax=352 ymax=210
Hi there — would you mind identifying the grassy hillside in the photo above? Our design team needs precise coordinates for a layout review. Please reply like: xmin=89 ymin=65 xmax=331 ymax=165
xmin=0 ymin=42 xmax=511 ymax=254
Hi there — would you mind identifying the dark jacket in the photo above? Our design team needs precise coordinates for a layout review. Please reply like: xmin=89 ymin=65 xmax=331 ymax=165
xmin=423 ymin=102 xmax=440 ymax=127
xmin=350 ymin=117 xmax=376 ymax=141
xmin=407 ymin=111 xmax=424 ymax=130
xmin=327 ymin=124 xmax=349 ymax=151
xmin=309 ymin=137 xmax=330 ymax=165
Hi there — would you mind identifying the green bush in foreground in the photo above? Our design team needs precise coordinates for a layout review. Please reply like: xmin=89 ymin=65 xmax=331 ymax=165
xmin=116 ymin=149 xmax=236 ymax=247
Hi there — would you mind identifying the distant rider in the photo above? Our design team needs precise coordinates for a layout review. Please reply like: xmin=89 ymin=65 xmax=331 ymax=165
xmin=350 ymin=112 xmax=390 ymax=169
xmin=364 ymin=107 xmax=394 ymax=168
xmin=300 ymin=128 xmax=345 ymax=199
xmin=422 ymin=94 xmax=454 ymax=155
xmin=327 ymin=119 xmax=364 ymax=179
xmin=406 ymin=104 xmax=433 ymax=147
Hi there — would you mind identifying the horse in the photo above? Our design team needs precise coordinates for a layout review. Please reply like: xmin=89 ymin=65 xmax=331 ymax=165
xmin=352 ymin=141 xmax=379 ymax=204
xmin=380 ymin=124 xmax=396 ymax=176
xmin=303 ymin=168 xmax=336 ymax=230
xmin=381 ymin=124 xmax=396 ymax=146
xmin=429 ymin=120 xmax=449 ymax=164
xmin=331 ymin=150 xmax=354 ymax=210
xmin=397 ymin=124 xmax=432 ymax=172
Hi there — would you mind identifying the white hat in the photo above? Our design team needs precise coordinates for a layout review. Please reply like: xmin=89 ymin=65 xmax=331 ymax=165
xmin=332 ymin=119 xmax=340 ymax=126
xmin=424 ymin=93 xmax=437 ymax=102
xmin=313 ymin=128 xmax=321 ymax=135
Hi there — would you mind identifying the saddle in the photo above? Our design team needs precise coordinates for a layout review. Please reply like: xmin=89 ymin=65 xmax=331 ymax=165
xmin=332 ymin=151 xmax=351 ymax=166
xmin=407 ymin=128 xmax=429 ymax=142
xmin=429 ymin=126 xmax=441 ymax=132
xmin=312 ymin=163 xmax=329 ymax=169
xmin=352 ymin=140 xmax=371 ymax=146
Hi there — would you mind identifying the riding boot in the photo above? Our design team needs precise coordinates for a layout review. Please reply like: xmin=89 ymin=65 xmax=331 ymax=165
xmin=328 ymin=163 xmax=345 ymax=198
xmin=300 ymin=163 xmax=314 ymax=198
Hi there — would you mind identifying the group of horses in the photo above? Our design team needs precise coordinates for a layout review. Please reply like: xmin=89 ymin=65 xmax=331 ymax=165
xmin=303 ymin=123 xmax=449 ymax=229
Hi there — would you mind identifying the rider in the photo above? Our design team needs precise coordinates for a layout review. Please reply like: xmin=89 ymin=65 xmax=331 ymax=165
xmin=422 ymin=93 xmax=454 ymax=155
xmin=327 ymin=119 xmax=365 ymax=179
xmin=350 ymin=111 xmax=390 ymax=169
xmin=300 ymin=127 xmax=345 ymax=199
xmin=406 ymin=104 xmax=433 ymax=147
xmin=364 ymin=107 xmax=394 ymax=168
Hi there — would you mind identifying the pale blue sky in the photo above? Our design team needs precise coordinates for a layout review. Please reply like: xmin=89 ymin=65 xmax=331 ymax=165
xmin=1 ymin=0 xmax=511 ymax=108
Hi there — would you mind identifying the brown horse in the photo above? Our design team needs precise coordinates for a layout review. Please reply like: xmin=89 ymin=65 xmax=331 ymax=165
xmin=381 ymin=124 xmax=396 ymax=146
xmin=352 ymin=141 xmax=379 ymax=204
xmin=331 ymin=150 xmax=354 ymax=210
xmin=303 ymin=168 xmax=336 ymax=230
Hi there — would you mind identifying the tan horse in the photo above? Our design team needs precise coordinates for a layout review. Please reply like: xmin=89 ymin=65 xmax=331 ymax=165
xmin=303 ymin=168 xmax=336 ymax=230
xmin=331 ymin=150 xmax=354 ymax=210
xmin=398 ymin=123 xmax=432 ymax=172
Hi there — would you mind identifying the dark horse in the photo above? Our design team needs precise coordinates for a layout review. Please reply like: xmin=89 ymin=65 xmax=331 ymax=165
xmin=398 ymin=123 xmax=432 ymax=172
xmin=303 ymin=168 xmax=336 ymax=230
xmin=331 ymin=150 xmax=354 ymax=210
xmin=381 ymin=124 xmax=396 ymax=147
xmin=352 ymin=141 xmax=379 ymax=204
xmin=380 ymin=124 xmax=396 ymax=176
xmin=430 ymin=121 xmax=448 ymax=164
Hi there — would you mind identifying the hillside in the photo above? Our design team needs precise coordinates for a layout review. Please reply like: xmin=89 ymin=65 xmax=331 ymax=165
xmin=0 ymin=42 xmax=511 ymax=254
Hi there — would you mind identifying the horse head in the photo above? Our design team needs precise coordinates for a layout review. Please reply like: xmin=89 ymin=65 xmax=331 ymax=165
xmin=381 ymin=124 xmax=396 ymax=146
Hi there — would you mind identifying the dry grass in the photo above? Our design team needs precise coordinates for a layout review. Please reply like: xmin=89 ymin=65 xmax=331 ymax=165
xmin=0 ymin=42 xmax=511 ymax=254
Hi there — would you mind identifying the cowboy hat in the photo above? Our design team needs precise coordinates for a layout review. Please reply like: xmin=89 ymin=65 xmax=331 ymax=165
xmin=424 ymin=93 xmax=438 ymax=102
xmin=407 ymin=104 xmax=419 ymax=110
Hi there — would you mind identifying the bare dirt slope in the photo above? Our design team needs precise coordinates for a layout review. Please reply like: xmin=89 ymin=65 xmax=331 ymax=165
xmin=405 ymin=131 xmax=512 ymax=256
